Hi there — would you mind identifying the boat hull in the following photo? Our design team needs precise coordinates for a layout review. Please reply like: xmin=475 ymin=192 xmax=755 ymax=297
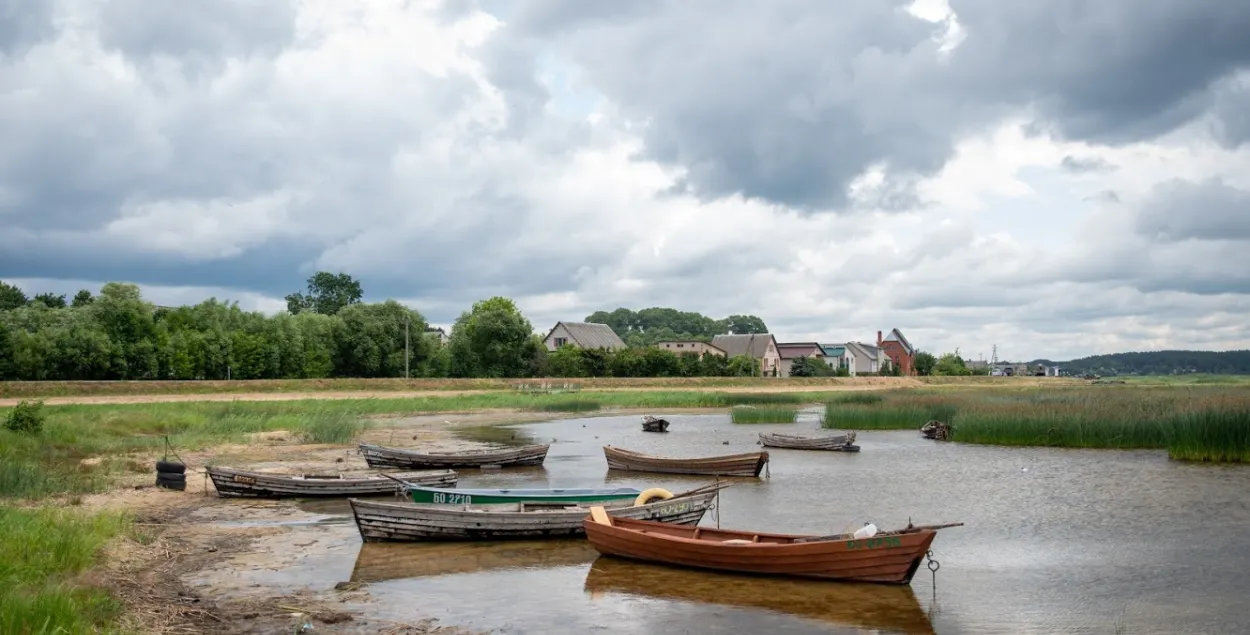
xmin=405 ymin=484 xmax=643 ymax=505
xmin=583 ymin=516 xmax=940 ymax=585
xmin=351 ymin=491 xmax=718 ymax=542
xmin=603 ymin=446 xmax=768 ymax=477
xmin=206 ymin=466 xmax=457 ymax=498
xmin=358 ymin=442 xmax=550 ymax=469
xmin=759 ymin=432 xmax=859 ymax=452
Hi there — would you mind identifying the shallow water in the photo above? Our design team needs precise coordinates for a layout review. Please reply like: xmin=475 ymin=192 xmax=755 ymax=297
xmin=252 ymin=413 xmax=1250 ymax=634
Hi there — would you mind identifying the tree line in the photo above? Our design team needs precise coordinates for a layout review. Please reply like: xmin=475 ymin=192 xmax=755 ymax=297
xmin=0 ymin=277 xmax=779 ymax=381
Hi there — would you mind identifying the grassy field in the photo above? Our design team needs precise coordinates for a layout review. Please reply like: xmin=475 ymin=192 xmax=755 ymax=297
xmin=0 ymin=374 xmax=1076 ymax=399
xmin=820 ymin=386 xmax=1250 ymax=462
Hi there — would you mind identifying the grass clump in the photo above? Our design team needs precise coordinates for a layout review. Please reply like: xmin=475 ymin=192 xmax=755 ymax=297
xmin=821 ymin=390 xmax=957 ymax=430
xmin=730 ymin=405 xmax=799 ymax=424
xmin=0 ymin=507 xmax=130 ymax=635
xmin=826 ymin=392 xmax=884 ymax=405
xmin=296 ymin=413 xmax=369 ymax=444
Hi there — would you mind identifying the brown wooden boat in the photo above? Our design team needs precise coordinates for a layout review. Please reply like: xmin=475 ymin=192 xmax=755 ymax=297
xmin=603 ymin=446 xmax=768 ymax=477
xmin=205 ymin=465 xmax=457 ymax=498
xmin=359 ymin=442 xmax=550 ymax=469
xmin=582 ymin=511 xmax=962 ymax=584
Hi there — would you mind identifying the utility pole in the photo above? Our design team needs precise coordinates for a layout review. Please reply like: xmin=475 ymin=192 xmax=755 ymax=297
xmin=404 ymin=315 xmax=410 ymax=379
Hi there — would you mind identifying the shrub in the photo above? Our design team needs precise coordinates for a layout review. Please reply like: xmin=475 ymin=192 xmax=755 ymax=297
xmin=4 ymin=400 xmax=45 ymax=435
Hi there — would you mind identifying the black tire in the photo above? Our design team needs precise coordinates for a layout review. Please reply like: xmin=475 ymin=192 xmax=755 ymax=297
xmin=156 ymin=472 xmax=187 ymax=485
xmin=156 ymin=460 xmax=186 ymax=474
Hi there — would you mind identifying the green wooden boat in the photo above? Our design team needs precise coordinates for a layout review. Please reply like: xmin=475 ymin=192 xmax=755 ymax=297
xmin=404 ymin=483 xmax=644 ymax=505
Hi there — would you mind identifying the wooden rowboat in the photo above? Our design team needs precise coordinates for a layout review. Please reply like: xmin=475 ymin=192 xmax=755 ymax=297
xmin=205 ymin=465 xmax=457 ymax=498
xmin=759 ymin=431 xmax=859 ymax=452
xmin=358 ymin=442 xmax=550 ymax=469
xmin=603 ymin=445 xmax=769 ymax=477
xmin=582 ymin=511 xmax=963 ymax=584
xmin=350 ymin=484 xmax=728 ymax=542
xmin=403 ymin=482 xmax=644 ymax=505
xmin=641 ymin=415 xmax=670 ymax=432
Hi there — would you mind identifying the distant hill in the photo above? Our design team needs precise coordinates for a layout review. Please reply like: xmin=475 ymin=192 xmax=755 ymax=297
xmin=1031 ymin=350 xmax=1250 ymax=376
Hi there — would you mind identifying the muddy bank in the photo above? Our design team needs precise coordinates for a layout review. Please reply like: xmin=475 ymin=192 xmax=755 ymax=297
xmin=73 ymin=414 xmax=531 ymax=634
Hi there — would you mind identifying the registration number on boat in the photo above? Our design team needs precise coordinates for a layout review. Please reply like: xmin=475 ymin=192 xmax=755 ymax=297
xmin=845 ymin=536 xmax=902 ymax=551
xmin=652 ymin=502 xmax=691 ymax=515
xmin=430 ymin=492 xmax=472 ymax=504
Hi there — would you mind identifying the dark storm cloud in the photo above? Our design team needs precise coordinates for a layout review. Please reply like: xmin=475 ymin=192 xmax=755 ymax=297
xmin=1135 ymin=178 xmax=1250 ymax=243
xmin=948 ymin=0 xmax=1250 ymax=143
xmin=0 ymin=0 xmax=55 ymax=57
xmin=1209 ymin=78 xmax=1250 ymax=149
xmin=487 ymin=0 xmax=1250 ymax=211
xmin=0 ymin=237 xmax=322 ymax=296
xmin=490 ymin=0 xmax=960 ymax=211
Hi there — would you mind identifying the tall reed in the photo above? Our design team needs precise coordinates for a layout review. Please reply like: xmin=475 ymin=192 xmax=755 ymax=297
xmin=730 ymin=405 xmax=799 ymax=424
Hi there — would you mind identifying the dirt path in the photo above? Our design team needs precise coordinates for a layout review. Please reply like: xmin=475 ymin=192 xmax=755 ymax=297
xmin=0 ymin=381 xmax=928 ymax=407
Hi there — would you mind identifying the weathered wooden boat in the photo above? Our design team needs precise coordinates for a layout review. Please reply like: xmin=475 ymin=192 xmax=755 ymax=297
xmin=403 ymin=482 xmax=644 ymax=505
xmin=920 ymin=420 xmax=952 ymax=440
xmin=205 ymin=465 xmax=457 ymax=498
xmin=603 ymin=445 xmax=769 ymax=477
xmin=350 ymin=483 xmax=729 ymax=542
xmin=759 ymin=431 xmax=859 ymax=452
xmin=358 ymin=442 xmax=550 ymax=469
xmin=583 ymin=557 xmax=937 ymax=634
xmin=582 ymin=511 xmax=963 ymax=584
xmin=641 ymin=415 xmax=670 ymax=432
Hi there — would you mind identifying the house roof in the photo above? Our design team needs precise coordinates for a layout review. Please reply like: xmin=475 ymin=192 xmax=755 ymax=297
xmin=821 ymin=345 xmax=847 ymax=357
xmin=844 ymin=341 xmax=879 ymax=359
xmin=544 ymin=321 xmax=627 ymax=350
xmin=655 ymin=340 xmax=727 ymax=354
xmin=881 ymin=328 xmax=914 ymax=355
xmin=711 ymin=334 xmax=778 ymax=358
xmin=776 ymin=342 xmax=825 ymax=359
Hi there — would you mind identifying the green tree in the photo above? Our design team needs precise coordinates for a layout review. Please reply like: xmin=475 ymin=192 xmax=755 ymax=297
xmin=448 ymin=297 xmax=539 ymax=378
xmin=546 ymin=344 xmax=586 ymax=377
xmin=788 ymin=356 xmax=836 ymax=377
xmin=0 ymin=321 xmax=13 ymax=380
xmin=0 ymin=281 xmax=27 ymax=311
xmin=333 ymin=301 xmax=431 ymax=378
xmin=933 ymin=353 xmax=971 ymax=376
xmin=32 ymin=292 xmax=67 ymax=308
xmin=90 ymin=282 xmax=161 ymax=379
xmin=286 ymin=271 xmax=364 ymax=315
xmin=71 ymin=289 xmax=94 ymax=307
xmin=722 ymin=314 xmax=768 ymax=334
xmin=914 ymin=351 xmax=937 ymax=376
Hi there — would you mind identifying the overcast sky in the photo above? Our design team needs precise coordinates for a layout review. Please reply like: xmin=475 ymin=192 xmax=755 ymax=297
xmin=3 ymin=0 xmax=1249 ymax=361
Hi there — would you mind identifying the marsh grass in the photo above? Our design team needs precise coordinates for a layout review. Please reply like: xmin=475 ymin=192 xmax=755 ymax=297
xmin=819 ymin=386 xmax=1250 ymax=461
xmin=730 ymin=405 xmax=799 ymax=424
xmin=0 ymin=507 xmax=130 ymax=634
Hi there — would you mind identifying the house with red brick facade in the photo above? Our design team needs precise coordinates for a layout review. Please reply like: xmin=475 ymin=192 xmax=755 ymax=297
xmin=877 ymin=328 xmax=916 ymax=375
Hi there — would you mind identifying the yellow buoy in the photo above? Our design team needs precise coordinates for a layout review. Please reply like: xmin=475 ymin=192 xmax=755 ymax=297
xmin=633 ymin=487 xmax=674 ymax=506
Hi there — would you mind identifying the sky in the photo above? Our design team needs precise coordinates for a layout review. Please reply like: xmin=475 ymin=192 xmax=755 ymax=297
xmin=2 ymin=0 xmax=1249 ymax=362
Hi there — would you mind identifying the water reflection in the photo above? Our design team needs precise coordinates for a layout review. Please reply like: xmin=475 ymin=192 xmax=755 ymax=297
xmin=583 ymin=556 xmax=937 ymax=635
xmin=351 ymin=539 xmax=599 ymax=582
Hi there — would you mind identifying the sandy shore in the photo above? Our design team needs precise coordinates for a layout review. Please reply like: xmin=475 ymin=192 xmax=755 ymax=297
xmin=69 ymin=412 xmax=562 ymax=635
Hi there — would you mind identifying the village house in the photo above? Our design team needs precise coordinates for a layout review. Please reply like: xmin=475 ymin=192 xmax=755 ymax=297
xmin=542 ymin=321 xmax=627 ymax=352
xmin=653 ymin=340 xmax=727 ymax=358
xmin=878 ymin=328 xmax=916 ymax=375
xmin=424 ymin=326 xmax=449 ymax=346
xmin=839 ymin=341 xmax=884 ymax=375
xmin=776 ymin=342 xmax=826 ymax=376
xmin=710 ymin=333 xmax=782 ymax=376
